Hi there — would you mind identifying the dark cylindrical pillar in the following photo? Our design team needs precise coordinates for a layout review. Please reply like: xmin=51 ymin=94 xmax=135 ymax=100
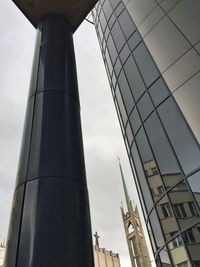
xmin=4 ymin=14 xmax=94 ymax=267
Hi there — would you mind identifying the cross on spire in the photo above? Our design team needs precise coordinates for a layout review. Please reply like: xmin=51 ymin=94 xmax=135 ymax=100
xmin=94 ymin=231 xmax=100 ymax=247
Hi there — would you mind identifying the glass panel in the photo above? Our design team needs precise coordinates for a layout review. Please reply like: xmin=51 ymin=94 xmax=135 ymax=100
xmin=123 ymin=55 xmax=146 ymax=101
xmin=188 ymin=171 xmax=200 ymax=211
xmin=115 ymin=85 xmax=127 ymax=125
xmin=108 ymin=13 xmax=116 ymax=29
xmin=185 ymin=223 xmax=200 ymax=265
xmin=135 ymin=127 xmax=153 ymax=163
xmin=159 ymin=247 xmax=172 ymax=267
xmin=99 ymin=10 xmax=107 ymax=32
xmin=129 ymin=107 xmax=141 ymax=135
xmin=114 ymin=2 xmax=124 ymax=17
xmin=144 ymin=112 xmax=181 ymax=176
xmin=118 ymin=9 xmax=136 ymax=39
xmin=105 ymin=48 xmax=113 ymax=74
xmin=109 ymin=0 xmax=121 ymax=9
xmin=126 ymin=122 xmax=133 ymax=146
xmin=128 ymin=31 xmax=141 ymax=52
xmin=156 ymin=195 xmax=179 ymax=241
xmin=119 ymin=43 xmax=130 ymax=64
xmin=118 ymin=71 xmax=135 ymax=115
xmin=114 ymin=57 xmax=122 ymax=77
xmin=169 ymin=180 xmax=200 ymax=231
xmin=111 ymin=21 xmax=125 ymax=52
xmin=102 ymin=0 xmax=113 ymax=20
xmin=133 ymin=42 xmax=159 ymax=87
xmin=137 ymin=92 xmax=154 ymax=121
xmin=148 ymin=78 xmax=169 ymax=107
xmin=107 ymin=35 xmax=118 ymax=64
xmin=167 ymin=236 xmax=189 ymax=267
xmin=131 ymin=142 xmax=154 ymax=212
xmin=149 ymin=208 xmax=165 ymax=249
xmin=158 ymin=97 xmax=200 ymax=175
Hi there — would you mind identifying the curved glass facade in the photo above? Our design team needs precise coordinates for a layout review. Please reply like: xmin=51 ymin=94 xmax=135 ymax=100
xmin=93 ymin=0 xmax=200 ymax=266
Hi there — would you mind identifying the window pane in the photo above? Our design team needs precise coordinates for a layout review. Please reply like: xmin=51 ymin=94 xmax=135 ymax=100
xmin=115 ymin=86 xmax=127 ymax=124
xmin=118 ymin=9 xmax=136 ymax=39
xmin=188 ymin=171 xmax=200 ymax=211
xmin=111 ymin=21 xmax=125 ymax=52
xmin=158 ymin=97 xmax=200 ymax=175
xmin=148 ymin=78 xmax=169 ymax=107
xmin=137 ymin=92 xmax=154 ymax=121
xmin=129 ymin=107 xmax=141 ymax=135
xmin=123 ymin=55 xmax=146 ymax=101
xmin=131 ymin=142 xmax=154 ymax=213
xmin=118 ymin=71 xmax=135 ymax=114
xmin=144 ymin=112 xmax=181 ymax=175
xmin=133 ymin=42 xmax=160 ymax=87
xmin=128 ymin=31 xmax=141 ymax=51
xmin=107 ymin=35 xmax=118 ymax=64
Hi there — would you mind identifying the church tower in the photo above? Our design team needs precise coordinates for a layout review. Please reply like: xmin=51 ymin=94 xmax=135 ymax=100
xmin=119 ymin=160 xmax=151 ymax=267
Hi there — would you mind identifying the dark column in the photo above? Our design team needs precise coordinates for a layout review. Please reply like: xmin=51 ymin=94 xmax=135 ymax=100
xmin=4 ymin=14 xmax=94 ymax=267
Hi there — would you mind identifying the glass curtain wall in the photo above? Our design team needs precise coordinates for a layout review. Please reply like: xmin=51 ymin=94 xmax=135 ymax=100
xmin=93 ymin=0 xmax=200 ymax=266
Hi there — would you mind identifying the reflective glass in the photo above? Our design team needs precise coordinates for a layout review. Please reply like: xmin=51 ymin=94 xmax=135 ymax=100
xmin=167 ymin=236 xmax=189 ymax=267
xmin=129 ymin=107 xmax=141 ymax=135
xmin=135 ymin=127 xmax=153 ymax=163
xmin=126 ymin=122 xmax=133 ymax=146
xmin=158 ymin=97 xmax=200 ymax=175
xmin=143 ymin=159 xmax=164 ymax=203
xmin=137 ymin=92 xmax=154 ymax=121
xmin=114 ymin=57 xmax=122 ymax=77
xmin=118 ymin=70 xmax=134 ymax=114
xmin=114 ymin=2 xmax=124 ymax=17
xmin=149 ymin=208 xmax=165 ymax=248
xmin=127 ymin=31 xmax=141 ymax=51
xmin=144 ymin=112 xmax=180 ymax=175
xmin=123 ymin=55 xmax=146 ymax=101
xmin=99 ymin=11 xmax=107 ymax=32
xmin=131 ymin=142 xmax=154 ymax=212
xmin=188 ymin=171 xmax=200 ymax=211
xmin=169 ymin=180 xmax=200 ymax=231
xmin=148 ymin=78 xmax=169 ymax=107
xmin=156 ymin=195 xmax=179 ymax=241
xmin=184 ymin=223 xmax=200 ymax=264
xmin=105 ymin=48 xmax=113 ymax=74
xmin=107 ymin=35 xmax=118 ymax=64
xmin=118 ymin=9 xmax=136 ymax=39
xmin=108 ymin=13 xmax=116 ymax=29
xmin=133 ymin=42 xmax=159 ymax=87
xmin=119 ymin=44 xmax=130 ymax=64
xmin=115 ymin=85 xmax=127 ymax=124
xmin=102 ymin=0 xmax=113 ymax=20
xmin=109 ymin=0 xmax=120 ymax=9
xmin=111 ymin=21 xmax=125 ymax=52
xmin=159 ymin=247 xmax=172 ymax=267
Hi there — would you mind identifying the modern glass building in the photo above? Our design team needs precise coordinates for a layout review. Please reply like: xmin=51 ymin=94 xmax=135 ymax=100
xmin=93 ymin=0 xmax=200 ymax=266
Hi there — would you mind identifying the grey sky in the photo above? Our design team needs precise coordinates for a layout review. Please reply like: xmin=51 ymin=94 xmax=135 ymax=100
xmin=0 ymin=1 xmax=154 ymax=266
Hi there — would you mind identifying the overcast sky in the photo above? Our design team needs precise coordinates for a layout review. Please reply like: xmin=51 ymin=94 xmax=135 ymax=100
xmin=0 ymin=1 xmax=155 ymax=266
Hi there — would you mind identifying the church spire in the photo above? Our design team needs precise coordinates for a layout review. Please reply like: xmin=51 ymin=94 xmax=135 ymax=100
xmin=118 ymin=158 xmax=130 ymax=210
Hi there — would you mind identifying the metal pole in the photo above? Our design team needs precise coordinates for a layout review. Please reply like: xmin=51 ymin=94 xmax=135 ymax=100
xmin=4 ymin=14 xmax=94 ymax=267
